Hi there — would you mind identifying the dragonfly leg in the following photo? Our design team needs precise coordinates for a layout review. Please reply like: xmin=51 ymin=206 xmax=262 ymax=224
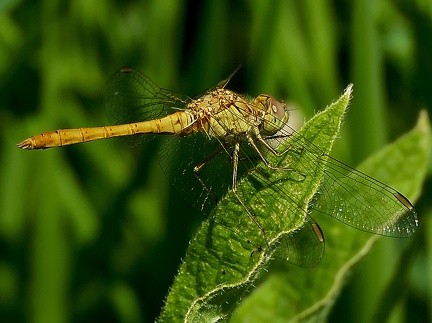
xmin=254 ymin=130 xmax=306 ymax=159
xmin=193 ymin=173 xmax=217 ymax=210
xmin=193 ymin=145 xmax=224 ymax=173
xmin=193 ymin=145 xmax=226 ymax=209
xmin=247 ymin=135 xmax=294 ymax=171
xmin=232 ymin=142 xmax=270 ymax=249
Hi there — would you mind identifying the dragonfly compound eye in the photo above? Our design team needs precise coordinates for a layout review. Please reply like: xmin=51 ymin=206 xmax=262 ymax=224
xmin=270 ymin=98 xmax=286 ymax=121
xmin=259 ymin=96 xmax=289 ymax=136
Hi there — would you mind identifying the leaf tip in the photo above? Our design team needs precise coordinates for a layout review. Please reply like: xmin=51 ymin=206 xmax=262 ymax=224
xmin=344 ymin=83 xmax=353 ymax=99
xmin=416 ymin=109 xmax=430 ymax=135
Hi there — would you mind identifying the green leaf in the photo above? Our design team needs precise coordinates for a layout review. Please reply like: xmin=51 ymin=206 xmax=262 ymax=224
xmin=232 ymin=112 xmax=429 ymax=322
xmin=158 ymin=85 xmax=353 ymax=322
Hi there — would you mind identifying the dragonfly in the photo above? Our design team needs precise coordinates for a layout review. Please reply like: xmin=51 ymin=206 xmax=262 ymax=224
xmin=18 ymin=67 xmax=418 ymax=267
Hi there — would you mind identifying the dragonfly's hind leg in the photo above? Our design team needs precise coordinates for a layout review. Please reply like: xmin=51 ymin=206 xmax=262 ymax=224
xmin=193 ymin=145 xmax=225 ymax=209
xmin=231 ymin=142 xmax=270 ymax=248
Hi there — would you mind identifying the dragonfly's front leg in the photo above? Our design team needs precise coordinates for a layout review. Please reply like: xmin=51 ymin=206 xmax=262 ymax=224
xmin=249 ymin=131 xmax=306 ymax=183
xmin=247 ymin=134 xmax=294 ymax=171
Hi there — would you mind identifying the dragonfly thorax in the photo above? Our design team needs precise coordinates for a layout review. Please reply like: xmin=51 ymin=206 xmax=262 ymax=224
xmin=185 ymin=89 xmax=263 ymax=139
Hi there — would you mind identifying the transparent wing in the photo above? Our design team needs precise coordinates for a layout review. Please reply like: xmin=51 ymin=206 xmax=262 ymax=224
xmin=272 ymin=219 xmax=325 ymax=267
xmin=264 ymin=119 xmax=418 ymax=238
xmin=309 ymin=155 xmax=417 ymax=237
xmin=104 ymin=68 xmax=191 ymax=146
xmin=158 ymin=133 xmax=232 ymax=213
xmin=158 ymin=113 xmax=262 ymax=214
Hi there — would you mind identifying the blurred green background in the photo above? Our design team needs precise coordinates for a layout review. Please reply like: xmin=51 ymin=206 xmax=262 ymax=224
xmin=0 ymin=0 xmax=431 ymax=322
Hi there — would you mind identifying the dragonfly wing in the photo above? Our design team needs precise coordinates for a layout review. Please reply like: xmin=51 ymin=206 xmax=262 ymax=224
xmin=104 ymin=68 xmax=191 ymax=146
xmin=311 ymin=155 xmax=418 ymax=237
xmin=269 ymin=122 xmax=418 ymax=238
xmin=272 ymin=219 xmax=325 ymax=267
xmin=159 ymin=133 xmax=234 ymax=213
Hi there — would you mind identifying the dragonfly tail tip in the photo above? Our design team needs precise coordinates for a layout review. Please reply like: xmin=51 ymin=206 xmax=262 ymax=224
xmin=17 ymin=138 xmax=33 ymax=150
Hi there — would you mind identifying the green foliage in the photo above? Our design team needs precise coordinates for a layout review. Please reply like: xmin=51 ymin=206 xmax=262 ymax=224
xmin=1 ymin=1 xmax=431 ymax=322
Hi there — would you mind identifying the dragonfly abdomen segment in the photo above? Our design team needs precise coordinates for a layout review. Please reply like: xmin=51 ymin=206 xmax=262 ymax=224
xmin=17 ymin=111 xmax=194 ymax=150
xmin=147 ymin=111 xmax=195 ymax=134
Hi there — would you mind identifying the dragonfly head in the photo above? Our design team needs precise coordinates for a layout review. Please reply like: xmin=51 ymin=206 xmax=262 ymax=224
xmin=253 ymin=94 xmax=289 ymax=136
